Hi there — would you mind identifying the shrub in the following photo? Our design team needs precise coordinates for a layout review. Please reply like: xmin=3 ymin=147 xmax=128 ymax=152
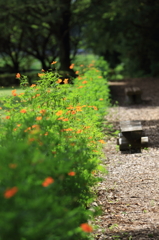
xmin=0 ymin=62 xmax=110 ymax=240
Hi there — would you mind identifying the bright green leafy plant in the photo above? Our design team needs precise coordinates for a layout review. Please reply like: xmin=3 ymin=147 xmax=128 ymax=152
xmin=0 ymin=61 xmax=110 ymax=240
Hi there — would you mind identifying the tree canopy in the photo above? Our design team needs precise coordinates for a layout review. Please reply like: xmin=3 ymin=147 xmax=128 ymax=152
xmin=0 ymin=0 xmax=159 ymax=77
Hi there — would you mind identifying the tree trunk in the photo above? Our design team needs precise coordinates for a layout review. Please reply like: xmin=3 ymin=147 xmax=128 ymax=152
xmin=13 ymin=61 xmax=20 ymax=85
xmin=40 ymin=58 xmax=48 ymax=71
xmin=58 ymin=0 xmax=75 ymax=77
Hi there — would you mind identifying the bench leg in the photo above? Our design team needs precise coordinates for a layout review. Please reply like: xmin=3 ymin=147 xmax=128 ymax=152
xmin=118 ymin=137 xmax=130 ymax=151
xmin=125 ymin=95 xmax=134 ymax=104
xmin=141 ymin=136 xmax=148 ymax=148
xmin=134 ymin=94 xmax=142 ymax=104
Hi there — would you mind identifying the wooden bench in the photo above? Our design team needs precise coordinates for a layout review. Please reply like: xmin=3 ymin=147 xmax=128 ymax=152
xmin=117 ymin=120 xmax=148 ymax=152
xmin=125 ymin=87 xmax=142 ymax=104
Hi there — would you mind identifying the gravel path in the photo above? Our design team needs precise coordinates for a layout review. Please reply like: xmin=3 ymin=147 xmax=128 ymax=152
xmin=94 ymin=78 xmax=159 ymax=240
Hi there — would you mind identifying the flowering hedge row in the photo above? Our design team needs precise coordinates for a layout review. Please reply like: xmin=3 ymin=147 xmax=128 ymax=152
xmin=0 ymin=62 xmax=110 ymax=240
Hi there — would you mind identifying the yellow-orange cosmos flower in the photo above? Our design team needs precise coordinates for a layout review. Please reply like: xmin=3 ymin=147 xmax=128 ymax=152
xmin=56 ymin=110 xmax=63 ymax=116
xmin=20 ymin=109 xmax=27 ymax=113
xmin=16 ymin=73 xmax=21 ymax=78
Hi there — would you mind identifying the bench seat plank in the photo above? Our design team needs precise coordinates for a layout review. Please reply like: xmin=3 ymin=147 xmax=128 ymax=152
xmin=120 ymin=120 xmax=142 ymax=132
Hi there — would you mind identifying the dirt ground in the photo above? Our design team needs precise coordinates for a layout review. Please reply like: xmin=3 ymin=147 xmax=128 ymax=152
xmin=93 ymin=78 xmax=159 ymax=240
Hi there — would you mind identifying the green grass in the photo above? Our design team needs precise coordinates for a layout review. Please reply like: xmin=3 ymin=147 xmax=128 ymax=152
xmin=0 ymin=87 xmax=24 ymax=96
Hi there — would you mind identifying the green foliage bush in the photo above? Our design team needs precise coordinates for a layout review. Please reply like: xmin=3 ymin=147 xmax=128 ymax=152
xmin=0 ymin=62 xmax=110 ymax=240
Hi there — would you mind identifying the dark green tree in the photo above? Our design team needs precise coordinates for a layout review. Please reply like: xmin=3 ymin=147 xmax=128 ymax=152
xmin=0 ymin=0 xmax=91 ymax=76
xmin=83 ymin=0 xmax=159 ymax=76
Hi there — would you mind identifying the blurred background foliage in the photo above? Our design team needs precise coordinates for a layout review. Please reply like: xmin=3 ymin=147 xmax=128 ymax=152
xmin=0 ymin=0 xmax=159 ymax=84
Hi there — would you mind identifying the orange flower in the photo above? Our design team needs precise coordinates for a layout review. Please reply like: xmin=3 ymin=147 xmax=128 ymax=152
xmin=70 ymin=143 xmax=75 ymax=146
xmin=57 ymin=117 xmax=64 ymax=120
xmin=17 ymin=124 xmax=21 ymax=127
xmin=52 ymin=151 xmax=56 ymax=154
xmin=28 ymin=138 xmax=35 ymax=142
xmin=93 ymin=106 xmax=98 ymax=110
xmin=6 ymin=116 xmax=10 ymax=119
xmin=62 ymin=118 xmax=69 ymax=121
xmin=98 ymin=140 xmax=105 ymax=144
xmin=88 ymin=63 xmax=94 ymax=67
xmin=76 ymin=129 xmax=82 ymax=134
xmin=66 ymin=111 xmax=71 ymax=114
xmin=61 ymin=128 xmax=73 ymax=132
xmin=98 ymin=76 xmax=102 ymax=78
xmin=84 ymin=126 xmax=90 ymax=129
xmin=78 ymin=86 xmax=84 ymax=89
xmin=64 ymin=78 xmax=68 ymax=84
xmin=56 ymin=79 xmax=62 ymax=84
xmin=9 ymin=164 xmax=17 ymax=169
xmin=36 ymin=94 xmax=40 ymax=97
xmin=56 ymin=110 xmax=63 ymax=116
xmin=69 ymin=63 xmax=74 ymax=69
xmin=75 ymin=70 xmax=79 ymax=74
xmin=44 ymin=132 xmax=48 ymax=136
xmin=16 ymin=73 xmax=21 ymax=78
xmin=68 ymin=171 xmax=76 ymax=176
xmin=39 ymin=109 xmax=46 ymax=115
xmin=36 ymin=116 xmax=42 ymax=121
xmin=76 ymin=106 xmax=82 ymax=112
xmin=51 ymin=61 xmax=57 ymax=65
xmin=42 ymin=177 xmax=54 ymax=187
xmin=0 ymin=107 xmax=2 ymax=109
xmin=30 ymin=84 xmax=36 ymax=87
xmin=80 ymin=223 xmax=93 ymax=232
xmin=19 ymin=92 xmax=24 ymax=96
xmin=32 ymin=124 xmax=40 ymax=130
xmin=20 ymin=109 xmax=27 ymax=113
xmin=41 ymin=69 xmax=45 ymax=72
xmin=71 ymin=110 xmax=76 ymax=115
xmin=66 ymin=128 xmax=73 ymax=131
xmin=67 ymin=105 xmax=74 ymax=109
xmin=99 ymin=98 xmax=104 ymax=101
xmin=38 ymin=73 xmax=45 ymax=77
xmin=4 ymin=187 xmax=18 ymax=198
xmin=82 ymin=81 xmax=87 ymax=84
xmin=13 ymin=128 xmax=17 ymax=131
xmin=24 ymin=127 xmax=31 ymax=132
xmin=12 ymin=90 xmax=17 ymax=96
